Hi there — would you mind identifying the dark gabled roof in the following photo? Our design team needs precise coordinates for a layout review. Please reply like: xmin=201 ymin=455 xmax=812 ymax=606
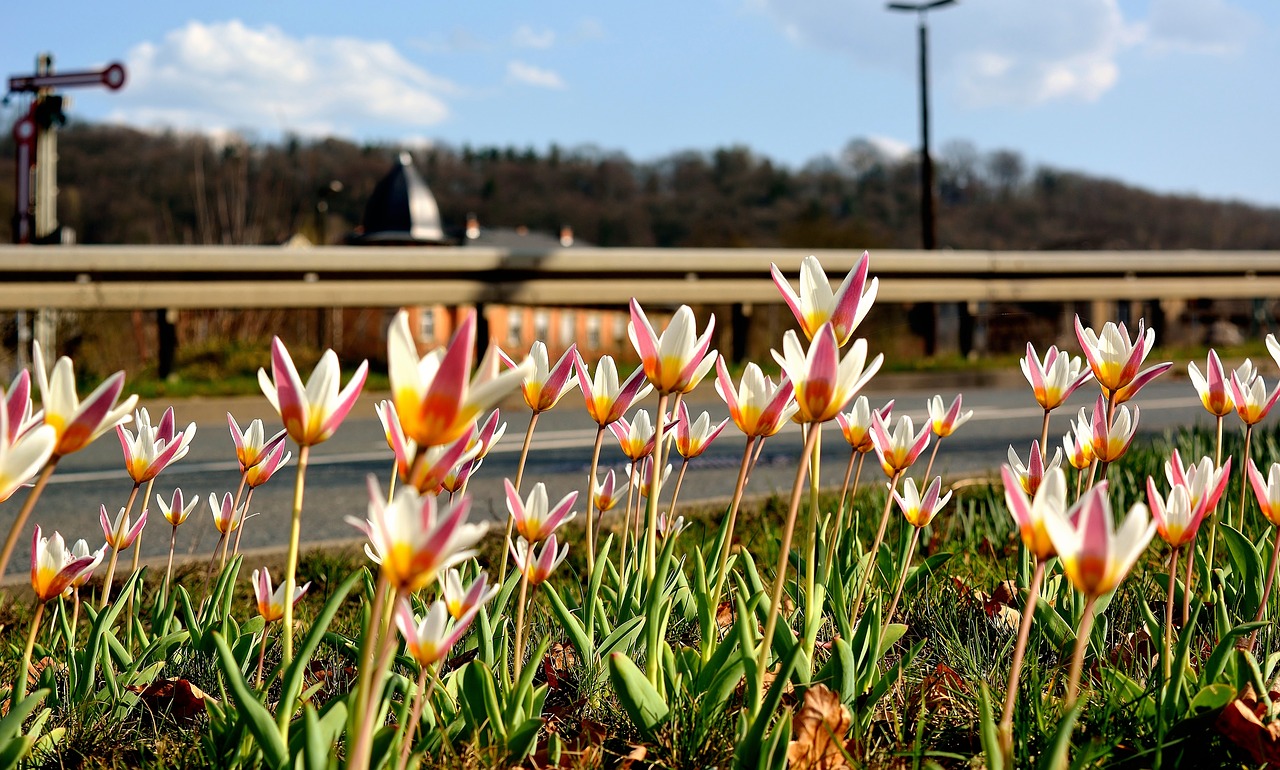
xmin=351 ymin=152 xmax=446 ymax=245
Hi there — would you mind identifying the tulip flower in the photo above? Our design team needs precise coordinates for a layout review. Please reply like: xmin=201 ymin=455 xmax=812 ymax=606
xmin=258 ymin=339 xmax=368 ymax=448
xmin=1063 ymin=427 xmax=1093 ymax=472
xmin=715 ymin=358 xmax=797 ymax=439
xmin=348 ymin=477 xmax=487 ymax=594
xmin=674 ymin=402 xmax=727 ymax=460
xmin=1164 ymin=450 xmax=1231 ymax=519
xmin=998 ymin=464 xmax=1070 ymax=736
xmin=67 ymin=539 xmax=104 ymax=591
xmin=387 ymin=309 xmax=530 ymax=448
xmin=157 ymin=487 xmax=199 ymax=593
xmin=228 ymin=414 xmax=287 ymax=472
xmin=1247 ymin=459 xmax=1280 ymax=648
xmin=440 ymin=457 xmax=482 ymax=496
xmin=1268 ymin=334 xmax=1280 ymax=372
xmin=921 ymin=393 xmax=972 ymax=479
xmin=1002 ymin=466 xmax=1069 ymax=562
xmin=3 ymin=370 xmax=42 ymax=445
xmin=836 ymin=397 xmax=892 ymax=454
xmin=244 ymin=440 xmax=292 ymax=488
xmin=251 ymin=566 xmax=310 ymax=684
xmin=18 ymin=526 xmax=99 ymax=704
xmin=31 ymin=528 xmax=97 ymax=603
xmin=927 ymin=394 xmax=972 ymax=438
xmin=0 ymin=409 xmax=54 ymax=504
xmin=0 ymin=345 xmax=136 ymax=579
xmin=1230 ymin=370 xmax=1280 ymax=427
xmin=1007 ymin=441 xmax=1062 ymax=497
xmin=886 ymin=476 xmax=951 ymax=618
xmin=32 ymin=340 xmax=137 ymax=458
xmin=441 ymin=568 xmax=498 ymax=622
xmin=593 ymin=469 xmax=622 ymax=513
xmin=1085 ymin=396 xmax=1139 ymax=465
xmin=608 ymin=410 xmax=674 ymax=461
xmin=101 ymin=504 xmax=147 ymax=551
xmin=1044 ymin=482 xmax=1155 ymax=706
xmin=1187 ymin=351 xmax=1236 ymax=419
xmin=1021 ymin=343 xmax=1092 ymax=413
xmin=380 ymin=399 xmax=479 ymax=494
xmin=1250 ymin=461 xmax=1280 ymax=526
xmin=773 ymin=324 xmax=882 ymax=425
xmin=1227 ymin=371 xmax=1280 ymax=533
xmin=574 ymin=353 xmax=651 ymax=578
xmin=391 ymin=595 xmax=483 ymax=770
xmin=468 ymin=409 xmax=507 ymax=459
xmin=1146 ymin=480 xmax=1201 ymax=549
xmin=499 ymin=342 xmax=579 ymax=413
xmin=1073 ymin=316 xmax=1171 ymax=403
xmin=629 ymin=458 xmax=672 ymax=499
xmin=395 ymin=597 xmax=479 ymax=668
xmin=628 ymin=300 xmax=717 ymax=396
xmin=770 ymin=251 xmax=878 ymax=346
xmin=509 ymin=534 xmax=569 ymax=586
xmin=895 ymin=476 xmax=951 ymax=529
xmin=506 ymin=480 xmax=578 ymax=543
xmin=870 ymin=413 xmax=931 ymax=478
xmin=657 ymin=512 xmax=687 ymax=539
xmin=117 ymin=407 xmax=196 ymax=485
xmin=209 ymin=492 xmax=240 ymax=535
xmin=850 ymin=412 xmax=931 ymax=623
xmin=508 ymin=533 xmax=570 ymax=679
xmin=253 ymin=567 xmax=310 ymax=623
xmin=574 ymin=353 xmax=652 ymax=428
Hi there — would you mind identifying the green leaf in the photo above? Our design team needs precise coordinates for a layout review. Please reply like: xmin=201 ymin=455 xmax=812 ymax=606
xmin=1189 ymin=683 xmax=1236 ymax=715
xmin=598 ymin=616 xmax=645 ymax=661
xmin=607 ymin=652 xmax=669 ymax=736
xmin=278 ymin=570 xmax=361 ymax=729
xmin=977 ymin=682 xmax=1003 ymax=770
xmin=1033 ymin=597 xmax=1076 ymax=653
xmin=461 ymin=661 xmax=506 ymax=739
xmin=213 ymin=632 xmax=289 ymax=770
xmin=1203 ymin=621 xmax=1266 ymax=685
xmin=544 ymin=585 xmax=591 ymax=662
xmin=1036 ymin=702 xmax=1081 ymax=770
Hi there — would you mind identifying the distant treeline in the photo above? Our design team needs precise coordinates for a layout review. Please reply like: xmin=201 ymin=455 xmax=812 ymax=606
xmin=3 ymin=124 xmax=1279 ymax=249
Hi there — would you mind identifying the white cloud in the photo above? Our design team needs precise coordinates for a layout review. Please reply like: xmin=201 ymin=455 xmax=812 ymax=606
xmin=1145 ymin=0 xmax=1256 ymax=55
xmin=506 ymin=60 xmax=567 ymax=90
xmin=754 ymin=0 xmax=1146 ymax=106
xmin=866 ymin=134 xmax=912 ymax=160
xmin=512 ymin=25 xmax=556 ymax=49
xmin=109 ymin=20 xmax=456 ymax=138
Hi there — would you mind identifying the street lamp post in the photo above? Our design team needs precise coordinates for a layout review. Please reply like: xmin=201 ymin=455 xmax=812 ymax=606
xmin=887 ymin=0 xmax=955 ymax=251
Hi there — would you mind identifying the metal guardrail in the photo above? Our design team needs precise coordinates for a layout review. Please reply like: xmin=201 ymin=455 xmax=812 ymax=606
xmin=0 ymin=245 xmax=1276 ymax=309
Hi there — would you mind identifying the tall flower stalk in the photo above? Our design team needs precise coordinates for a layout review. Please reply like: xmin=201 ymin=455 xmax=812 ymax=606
xmin=258 ymin=337 xmax=368 ymax=665
xmin=885 ymin=477 xmax=951 ymax=619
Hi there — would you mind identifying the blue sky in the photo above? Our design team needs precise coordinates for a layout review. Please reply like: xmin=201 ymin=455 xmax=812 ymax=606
xmin=4 ymin=0 xmax=1278 ymax=207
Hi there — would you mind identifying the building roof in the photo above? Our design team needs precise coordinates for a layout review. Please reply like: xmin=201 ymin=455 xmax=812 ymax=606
xmin=350 ymin=152 xmax=446 ymax=245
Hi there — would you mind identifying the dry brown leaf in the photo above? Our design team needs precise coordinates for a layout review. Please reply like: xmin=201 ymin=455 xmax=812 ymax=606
xmin=787 ymin=684 xmax=853 ymax=770
xmin=618 ymin=745 xmax=647 ymax=770
xmin=716 ymin=601 xmax=736 ymax=635
xmin=126 ymin=678 xmax=214 ymax=723
xmin=910 ymin=663 xmax=969 ymax=716
xmin=988 ymin=606 xmax=1021 ymax=634
xmin=27 ymin=656 xmax=66 ymax=687
xmin=1216 ymin=683 xmax=1280 ymax=764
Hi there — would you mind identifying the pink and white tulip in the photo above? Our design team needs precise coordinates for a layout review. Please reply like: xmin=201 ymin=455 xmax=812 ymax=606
xmin=258 ymin=339 xmax=368 ymax=447
xmin=1044 ymin=481 xmax=1156 ymax=597
xmin=714 ymin=358 xmax=797 ymax=438
xmin=628 ymin=301 xmax=717 ymax=395
xmin=499 ymin=342 xmax=579 ymax=413
xmin=33 ymin=340 xmax=137 ymax=457
xmin=506 ymin=480 xmax=578 ymax=543
xmin=1073 ymin=316 xmax=1171 ymax=402
xmin=574 ymin=353 xmax=652 ymax=428
xmin=772 ymin=322 xmax=882 ymax=424
xmin=1021 ymin=343 xmax=1092 ymax=412
xmin=770 ymin=252 xmax=878 ymax=346
xmin=253 ymin=567 xmax=310 ymax=622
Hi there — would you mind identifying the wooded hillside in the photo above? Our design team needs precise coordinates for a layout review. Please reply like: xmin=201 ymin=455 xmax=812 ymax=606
xmin=3 ymin=123 xmax=1279 ymax=250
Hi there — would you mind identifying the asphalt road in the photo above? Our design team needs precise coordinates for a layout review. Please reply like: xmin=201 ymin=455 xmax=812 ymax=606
xmin=4 ymin=374 xmax=1219 ymax=577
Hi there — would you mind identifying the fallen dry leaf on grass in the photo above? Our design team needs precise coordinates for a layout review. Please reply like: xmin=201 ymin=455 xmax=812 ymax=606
xmin=909 ymin=663 xmax=969 ymax=716
xmin=126 ymin=678 xmax=215 ymax=723
xmin=1216 ymin=683 xmax=1280 ymax=764
xmin=787 ymin=684 xmax=853 ymax=770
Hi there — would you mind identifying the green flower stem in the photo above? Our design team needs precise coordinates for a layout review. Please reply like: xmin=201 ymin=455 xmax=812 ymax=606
xmin=755 ymin=423 xmax=822 ymax=709
xmin=1203 ymin=415 xmax=1226 ymax=592
xmin=803 ymin=424 xmax=822 ymax=629
xmin=11 ymin=601 xmax=45 ymax=711
xmin=885 ymin=526 xmax=922 ymax=620
xmin=999 ymin=558 xmax=1047 ymax=755
xmin=1248 ymin=527 xmax=1280 ymax=651
xmin=644 ymin=393 xmax=670 ymax=581
xmin=395 ymin=664 xmax=433 ymax=770
xmin=281 ymin=444 xmax=310 ymax=668
xmin=1164 ymin=548 xmax=1179 ymax=683
xmin=99 ymin=481 xmax=142 ymax=609
xmin=499 ymin=413 xmax=539 ymax=588
xmin=348 ymin=580 xmax=400 ymax=770
xmin=585 ymin=426 xmax=605 ymax=578
xmin=1064 ymin=595 xmax=1099 ymax=710
xmin=849 ymin=470 xmax=903 ymax=625
xmin=1237 ymin=424 xmax=1254 ymax=531
xmin=512 ymin=571 xmax=531 ymax=682
xmin=709 ymin=437 xmax=758 ymax=616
